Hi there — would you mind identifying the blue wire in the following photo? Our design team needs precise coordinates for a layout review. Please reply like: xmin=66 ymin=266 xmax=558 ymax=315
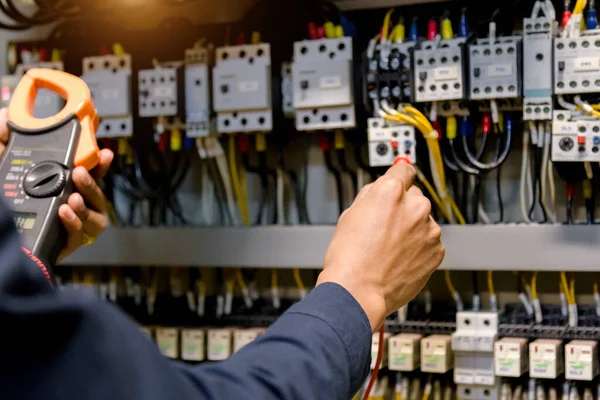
xmin=587 ymin=8 xmax=598 ymax=29
xmin=459 ymin=9 xmax=469 ymax=37
xmin=409 ymin=18 xmax=419 ymax=42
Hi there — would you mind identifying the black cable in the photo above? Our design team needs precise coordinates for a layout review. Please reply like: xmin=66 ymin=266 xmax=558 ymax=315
xmin=324 ymin=150 xmax=344 ymax=216
xmin=206 ymin=158 xmax=231 ymax=225
xmin=337 ymin=148 xmax=358 ymax=199
xmin=567 ymin=192 xmax=574 ymax=225
xmin=242 ymin=152 xmax=268 ymax=225
xmin=473 ymin=177 xmax=482 ymax=224
xmin=496 ymin=166 xmax=504 ymax=224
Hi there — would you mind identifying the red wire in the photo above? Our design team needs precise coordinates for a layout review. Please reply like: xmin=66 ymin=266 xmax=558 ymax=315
xmin=362 ymin=326 xmax=384 ymax=400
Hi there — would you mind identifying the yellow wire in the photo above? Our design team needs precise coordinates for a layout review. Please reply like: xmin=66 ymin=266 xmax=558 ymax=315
xmin=415 ymin=167 xmax=450 ymax=221
xmin=382 ymin=9 xmax=394 ymax=40
xmin=235 ymin=268 xmax=248 ymax=291
xmin=228 ymin=135 xmax=250 ymax=225
xmin=570 ymin=274 xmax=576 ymax=304
xmin=531 ymin=272 xmax=538 ymax=300
xmin=271 ymin=269 xmax=278 ymax=289
xmin=445 ymin=270 xmax=457 ymax=295
xmin=293 ymin=268 xmax=305 ymax=292
xmin=594 ymin=281 xmax=599 ymax=294
xmin=574 ymin=0 xmax=588 ymax=15
xmin=488 ymin=271 xmax=495 ymax=296
xmin=560 ymin=272 xmax=573 ymax=304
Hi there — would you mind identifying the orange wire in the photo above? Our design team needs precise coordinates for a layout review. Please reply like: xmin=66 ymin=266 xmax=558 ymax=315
xmin=362 ymin=326 xmax=384 ymax=400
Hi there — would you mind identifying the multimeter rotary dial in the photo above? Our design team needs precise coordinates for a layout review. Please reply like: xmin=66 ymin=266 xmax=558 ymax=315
xmin=23 ymin=161 xmax=67 ymax=198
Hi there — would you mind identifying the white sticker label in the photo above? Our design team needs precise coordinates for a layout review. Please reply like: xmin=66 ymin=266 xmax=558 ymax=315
xmin=434 ymin=67 xmax=458 ymax=81
xmin=207 ymin=330 xmax=232 ymax=361
xmin=181 ymin=329 xmax=205 ymax=361
xmin=553 ymin=122 xmax=578 ymax=134
xmin=319 ymin=75 xmax=342 ymax=89
xmin=102 ymin=89 xmax=120 ymax=100
xmin=153 ymin=86 xmax=173 ymax=98
xmin=574 ymin=57 xmax=600 ymax=72
xmin=239 ymin=81 xmax=259 ymax=93
xmin=488 ymin=64 xmax=513 ymax=77
xmin=368 ymin=129 xmax=391 ymax=141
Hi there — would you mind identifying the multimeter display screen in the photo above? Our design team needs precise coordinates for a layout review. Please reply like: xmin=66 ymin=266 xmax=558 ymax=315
xmin=14 ymin=212 xmax=37 ymax=230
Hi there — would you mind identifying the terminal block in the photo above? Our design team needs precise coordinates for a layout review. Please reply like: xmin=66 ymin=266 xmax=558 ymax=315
xmin=138 ymin=63 xmax=185 ymax=118
xmin=494 ymin=337 xmax=528 ymax=377
xmin=364 ymin=41 xmax=414 ymax=111
xmin=207 ymin=328 xmax=233 ymax=361
xmin=292 ymin=37 xmax=356 ymax=131
xmin=411 ymin=38 xmax=468 ymax=103
xmin=469 ymin=36 xmax=522 ymax=101
xmin=552 ymin=110 xmax=600 ymax=162
xmin=213 ymin=43 xmax=273 ymax=133
xmin=156 ymin=327 xmax=179 ymax=359
xmin=371 ymin=331 xmax=391 ymax=369
xmin=421 ymin=334 xmax=453 ymax=374
xmin=554 ymin=32 xmax=600 ymax=95
xmin=529 ymin=339 xmax=564 ymax=379
xmin=388 ymin=333 xmax=422 ymax=372
xmin=185 ymin=47 xmax=214 ymax=137
xmin=522 ymin=16 xmax=557 ymax=120
xmin=181 ymin=328 xmax=205 ymax=362
xmin=82 ymin=54 xmax=133 ymax=138
xmin=565 ymin=340 xmax=598 ymax=381
xmin=233 ymin=328 xmax=265 ymax=353
xmin=14 ymin=61 xmax=64 ymax=119
xmin=367 ymin=118 xmax=417 ymax=167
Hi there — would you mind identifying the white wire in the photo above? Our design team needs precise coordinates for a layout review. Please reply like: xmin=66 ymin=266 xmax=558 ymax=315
xmin=276 ymin=167 xmax=285 ymax=225
xmin=540 ymin=125 xmax=557 ymax=223
xmin=201 ymin=158 xmax=215 ymax=226
xmin=214 ymin=151 xmax=240 ymax=226
xmin=558 ymin=95 xmax=578 ymax=111
xmin=469 ymin=175 xmax=491 ymax=224
xmin=521 ymin=127 xmax=533 ymax=223
xmin=357 ymin=167 xmax=365 ymax=190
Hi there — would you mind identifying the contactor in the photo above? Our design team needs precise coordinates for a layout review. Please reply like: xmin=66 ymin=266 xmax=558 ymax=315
xmin=554 ymin=32 xmax=600 ymax=95
xmin=138 ymin=63 xmax=185 ymax=118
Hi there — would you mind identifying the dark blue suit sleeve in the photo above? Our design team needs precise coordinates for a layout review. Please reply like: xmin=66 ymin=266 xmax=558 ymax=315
xmin=0 ymin=200 xmax=372 ymax=400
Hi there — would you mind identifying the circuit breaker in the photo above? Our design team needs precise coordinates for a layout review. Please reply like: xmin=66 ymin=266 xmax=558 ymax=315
xmin=138 ymin=63 xmax=185 ymax=118
xmin=292 ymin=37 xmax=356 ymax=131
xmin=522 ymin=16 xmax=556 ymax=120
xmin=457 ymin=383 xmax=500 ymax=400
xmin=156 ymin=327 xmax=179 ymax=359
xmin=233 ymin=328 xmax=265 ymax=353
xmin=213 ymin=43 xmax=273 ymax=133
xmin=82 ymin=54 xmax=133 ymax=138
xmin=494 ymin=337 xmax=528 ymax=378
xmin=452 ymin=312 xmax=478 ymax=352
xmin=421 ymin=335 xmax=453 ymax=374
xmin=207 ymin=328 xmax=233 ymax=361
xmin=529 ymin=339 xmax=564 ymax=379
xmin=371 ymin=331 xmax=391 ymax=369
xmin=388 ymin=333 xmax=422 ymax=372
xmin=185 ymin=47 xmax=213 ymax=137
xmin=469 ymin=36 xmax=522 ymax=101
xmin=367 ymin=118 xmax=417 ymax=167
xmin=565 ymin=340 xmax=598 ymax=381
xmin=554 ymin=32 xmax=600 ymax=95
xmin=181 ymin=328 xmax=205 ymax=362
xmin=13 ymin=61 xmax=64 ymax=119
xmin=552 ymin=110 xmax=600 ymax=162
xmin=411 ymin=38 xmax=468 ymax=103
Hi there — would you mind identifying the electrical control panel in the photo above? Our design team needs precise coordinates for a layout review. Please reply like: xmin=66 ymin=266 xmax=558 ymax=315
xmin=494 ymin=337 xmax=528 ymax=377
xmin=138 ymin=64 xmax=185 ymax=118
xmin=388 ymin=333 xmax=422 ymax=372
xmin=565 ymin=340 xmax=598 ymax=381
xmin=365 ymin=41 xmax=414 ymax=110
xmin=371 ymin=331 xmax=391 ymax=369
xmin=522 ymin=17 xmax=556 ymax=121
xmin=14 ymin=61 xmax=65 ymax=119
xmin=421 ymin=335 xmax=453 ymax=374
xmin=468 ymin=36 xmax=522 ymax=101
xmin=156 ymin=327 xmax=179 ymax=359
xmin=207 ymin=328 xmax=233 ymax=361
xmin=281 ymin=62 xmax=295 ymax=118
xmin=82 ymin=54 xmax=133 ymax=138
xmin=552 ymin=110 xmax=600 ymax=162
xmin=529 ymin=339 xmax=564 ymax=379
xmin=233 ymin=328 xmax=265 ymax=353
xmin=213 ymin=44 xmax=273 ymax=133
xmin=181 ymin=328 xmax=205 ymax=362
xmin=554 ymin=32 xmax=600 ymax=95
xmin=292 ymin=37 xmax=356 ymax=131
xmin=411 ymin=38 xmax=468 ymax=103
xmin=367 ymin=118 xmax=417 ymax=167
xmin=185 ymin=47 xmax=213 ymax=137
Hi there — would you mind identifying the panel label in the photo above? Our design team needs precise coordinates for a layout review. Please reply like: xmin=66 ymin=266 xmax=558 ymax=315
xmin=319 ymin=75 xmax=342 ymax=89
xmin=553 ymin=122 xmax=578 ymax=134
xmin=574 ymin=57 xmax=600 ymax=72
xmin=434 ymin=66 xmax=459 ymax=81
xmin=488 ymin=64 xmax=513 ymax=77
xmin=239 ymin=81 xmax=259 ymax=93
xmin=153 ymin=86 xmax=173 ymax=98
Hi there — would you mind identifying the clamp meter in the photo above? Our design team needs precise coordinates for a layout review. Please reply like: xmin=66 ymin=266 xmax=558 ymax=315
xmin=1 ymin=68 xmax=100 ymax=268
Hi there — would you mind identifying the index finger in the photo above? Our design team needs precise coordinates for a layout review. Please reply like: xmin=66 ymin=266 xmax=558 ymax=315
xmin=383 ymin=162 xmax=416 ymax=191
xmin=92 ymin=148 xmax=114 ymax=181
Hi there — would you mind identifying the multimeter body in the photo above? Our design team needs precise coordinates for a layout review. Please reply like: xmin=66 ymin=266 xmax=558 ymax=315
xmin=1 ymin=118 xmax=81 ymax=265
xmin=2 ymin=68 xmax=100 ymax=268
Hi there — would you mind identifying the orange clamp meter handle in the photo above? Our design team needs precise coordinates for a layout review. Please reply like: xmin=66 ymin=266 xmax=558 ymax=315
xmin=7 ymin=68 xmax=100 ymax=171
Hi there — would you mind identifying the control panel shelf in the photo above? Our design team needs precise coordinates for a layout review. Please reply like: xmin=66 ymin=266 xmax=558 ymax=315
xmin=63 ymin=224 xmax=600 ymax=271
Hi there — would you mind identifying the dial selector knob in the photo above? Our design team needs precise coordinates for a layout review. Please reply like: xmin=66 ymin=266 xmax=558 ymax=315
xmin=23 ymin=161 xmax=67 ymax=198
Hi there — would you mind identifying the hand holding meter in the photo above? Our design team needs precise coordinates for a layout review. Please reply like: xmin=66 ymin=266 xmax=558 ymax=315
xmin=2 ymin=68 xmax=100 ymax=268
